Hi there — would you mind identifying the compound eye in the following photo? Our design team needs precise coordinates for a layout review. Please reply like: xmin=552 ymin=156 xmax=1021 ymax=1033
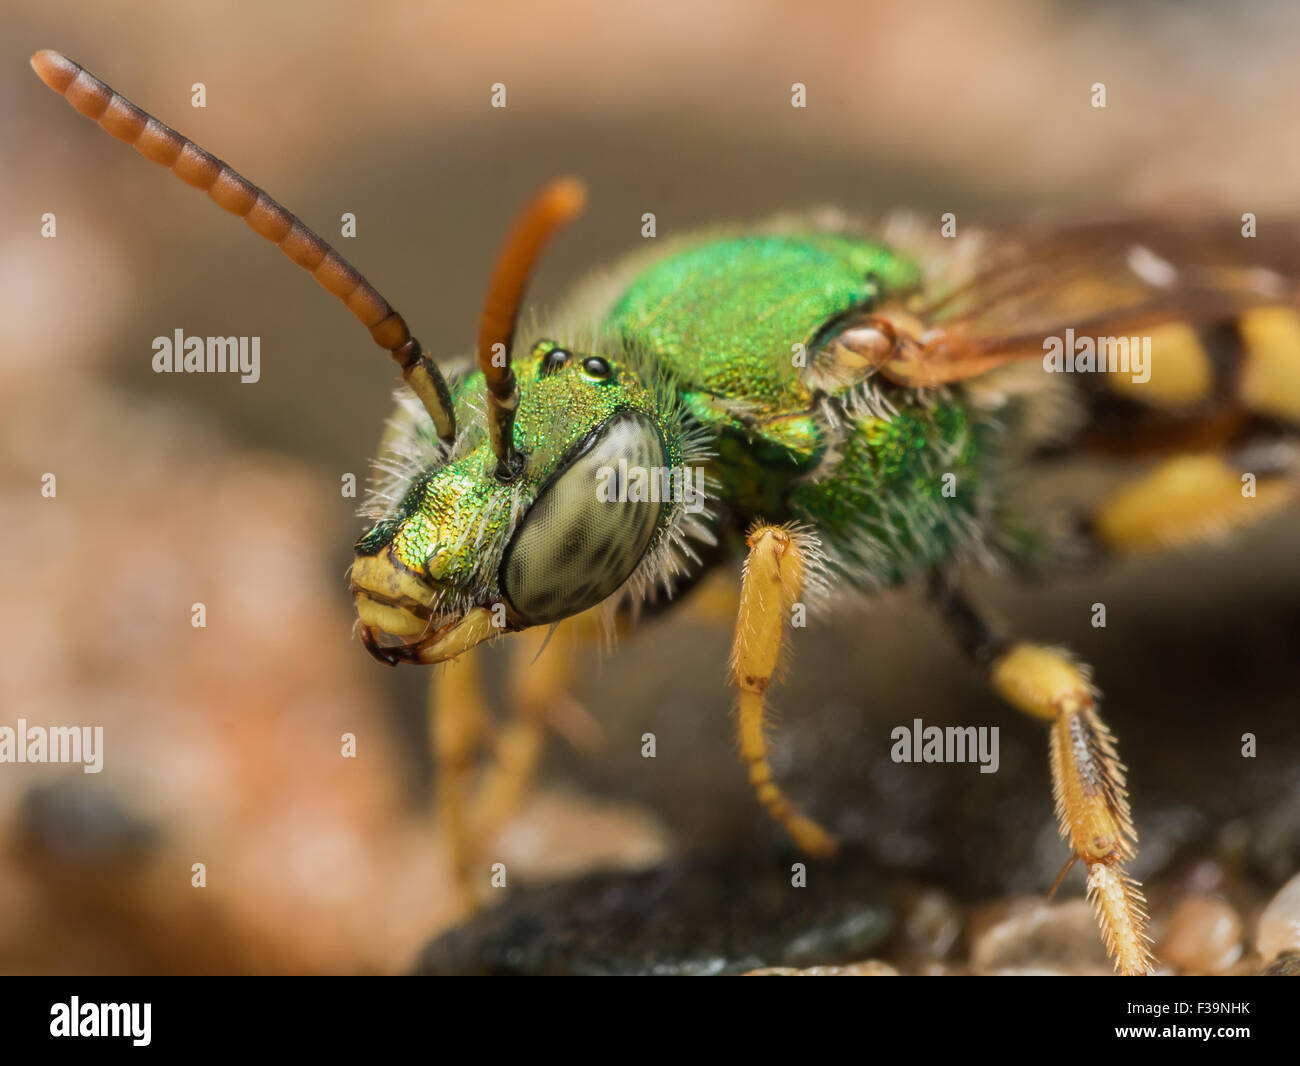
xmin=540 ymin=346 xmax=572 ymax=375
xmin=500 ymin=412 xmax=665 ymax=625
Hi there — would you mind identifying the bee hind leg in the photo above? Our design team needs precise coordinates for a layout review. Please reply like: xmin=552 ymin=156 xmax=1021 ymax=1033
xmin=929 ymin=571 xmax=1153 ymax=975
xmin=1089 ymin=435 xmax=1299 ymax=553
xmin=729 ymin=523 xmax=838 ymax=859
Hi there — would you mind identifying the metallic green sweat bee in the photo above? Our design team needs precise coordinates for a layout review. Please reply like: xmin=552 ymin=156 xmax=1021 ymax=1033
xmin=36 ymin=50 xmax=1300 ymax=976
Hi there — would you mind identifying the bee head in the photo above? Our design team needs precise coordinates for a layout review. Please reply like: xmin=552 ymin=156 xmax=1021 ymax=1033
xmin=352 ymin=337 xmax=698 ymax=664
xmin=351 ymin=179 xmax=710 ymax=665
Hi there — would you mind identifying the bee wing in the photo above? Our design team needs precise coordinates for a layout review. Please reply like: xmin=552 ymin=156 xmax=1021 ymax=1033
xmin=837 ymin=220 xmax=1300 ymax=387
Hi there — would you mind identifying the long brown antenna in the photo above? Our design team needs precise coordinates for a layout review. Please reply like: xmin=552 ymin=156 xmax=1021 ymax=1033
xmin=30 ymin=49 xmax=457 ymax=444
xmin=477 ymin=177 xmax=587 ymax=478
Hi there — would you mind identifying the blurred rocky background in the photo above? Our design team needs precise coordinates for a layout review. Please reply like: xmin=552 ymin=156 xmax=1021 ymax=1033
xmin=1 ymin=0 xmax=1297 ymax=974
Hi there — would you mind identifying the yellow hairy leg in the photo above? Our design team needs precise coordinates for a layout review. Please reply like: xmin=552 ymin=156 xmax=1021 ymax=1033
xmin=428 ymin=653 xmax=491 ymax=911
xmin=682 ymin=568 xmax=745 ymax=627
xmin=469 ymin=614 xmax=603 ymax=843
xmin=429 ymin=610 xmax=604 ymax=907
xmin=991 ymin=644 xmax=1153 ymax=975
xmin=730 ymin=524 xmax=837 ymax=859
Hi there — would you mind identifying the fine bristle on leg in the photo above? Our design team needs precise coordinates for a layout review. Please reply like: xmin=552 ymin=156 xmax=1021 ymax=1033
xmin=930 ymin=574 xmax=1153 ymax=976
xmin=993 ymin=643 xmax=1153 ymax=975
xmin=729 ymin=523 xmax=838 ymax=859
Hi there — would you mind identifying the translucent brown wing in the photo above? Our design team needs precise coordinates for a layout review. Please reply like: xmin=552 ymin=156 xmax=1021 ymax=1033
xmin=824 ymin=219 xmax=1300 ymax=388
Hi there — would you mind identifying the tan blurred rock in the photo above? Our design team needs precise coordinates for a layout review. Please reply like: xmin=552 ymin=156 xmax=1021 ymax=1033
xmin=1158 ymin=895 xmax=1243 ymax=975
xmin=746 ymin=960 xmax=898 ymax=976
xmin=971 ymin=897 xmax=1113 ymax=976
xmin=490 ymin=791 xmax=673 ymax=882
xmin=1256 ymin=872 xmax=1300 ymax=965
xmin=0 ymin=388 xmax=452 ymax=973
xmin=901 ymin=886 xmax=962 ymax=960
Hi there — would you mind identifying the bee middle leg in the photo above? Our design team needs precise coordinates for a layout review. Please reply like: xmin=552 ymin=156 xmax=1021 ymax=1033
xmin=928 ymin=571 xmax=1153 ymax=975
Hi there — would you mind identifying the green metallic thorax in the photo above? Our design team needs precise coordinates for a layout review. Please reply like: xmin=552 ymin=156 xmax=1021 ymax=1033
xmin=608 ymin=234 xmax=918 ymax=417
xmin=601 ymin=233 xmax=996 ymax=586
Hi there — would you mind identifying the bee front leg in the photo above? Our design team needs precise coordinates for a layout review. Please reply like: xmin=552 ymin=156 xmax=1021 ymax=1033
xmin=430 ymin=618 xmax=603 ymax=911
xmin=428 ymin=654 xmax=491 ymax=911
xmin=929 ymin=573 xmax=1154 ymax=975
xmin=730 ymin=524 xmax=838 ymax=859
xmin=469 ymin=615 xmax=603 ymax=844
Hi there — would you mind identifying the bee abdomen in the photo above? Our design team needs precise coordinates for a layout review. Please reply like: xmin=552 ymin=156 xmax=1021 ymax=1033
xmin=1234 ymin=307 xmax=1300 ymax=423
xmin=1100 ymin=308 xmax=1300 ymax=423
xmin=1066 ymin=307 xmax=1300 ymax=459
